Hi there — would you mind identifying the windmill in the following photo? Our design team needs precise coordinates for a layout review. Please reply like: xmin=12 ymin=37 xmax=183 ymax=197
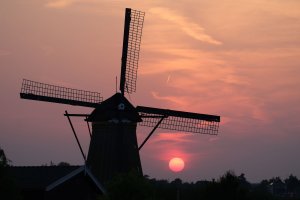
xmin=20 ymin=8 xmax=220 ymax=183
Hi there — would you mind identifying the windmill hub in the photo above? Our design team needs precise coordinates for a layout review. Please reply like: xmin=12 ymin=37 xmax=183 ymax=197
xmin=118 ymin=103 xmax=125 ymax=110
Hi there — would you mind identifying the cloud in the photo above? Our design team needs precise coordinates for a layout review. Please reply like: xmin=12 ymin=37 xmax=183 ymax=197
xmin=152 ymin=132 xmax=195 ymax=144
xmin=146 ymin=133 xmax=201 ymax=162
xmin=149 ymin=7 xmax=222 ymax=45
xmin=140 ymin=47 xmax=225 ymax=75
xmin=151 ymin=91 xmax=189 ymax=108
xmin=208 ymin=137 xmax=219 ymax=142
xmin=45 ymin=0 xmax=75 ymax=8
xmin=0 ymin=49 xmax=11 ymax=56
xmin=40 ymin=46 xmax=54 ymax=56
xmin=45 ymin=0 xmax=103 ymax=9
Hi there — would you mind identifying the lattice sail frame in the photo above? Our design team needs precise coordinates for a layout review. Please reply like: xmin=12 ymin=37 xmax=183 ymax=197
xmin=124 ymin=9 xmax=145 ymax=94
xmin=20 ymin=79 xmax=103 ymax=107
xmin=137 ymin=106 xmax=220 ymax=135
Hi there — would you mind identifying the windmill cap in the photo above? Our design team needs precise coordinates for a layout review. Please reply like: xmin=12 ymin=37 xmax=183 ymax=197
xmin=87 ymin=93 xmax=142 ymax=122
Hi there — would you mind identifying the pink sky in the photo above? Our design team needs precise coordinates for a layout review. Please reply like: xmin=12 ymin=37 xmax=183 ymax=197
xmin=1 ymin=0 xmax=300 ymax=182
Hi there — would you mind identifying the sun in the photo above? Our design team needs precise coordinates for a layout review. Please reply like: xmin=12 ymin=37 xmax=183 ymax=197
xmin=169 ymin=157 xmax=185 ymax=172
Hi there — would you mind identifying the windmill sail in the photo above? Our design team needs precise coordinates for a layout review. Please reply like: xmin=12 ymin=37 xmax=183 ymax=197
xmin=20 ymin=79 xmax=102 ymax=107
xmin=120 ymin=8 xmax=145 ymax=95
xmin=137 ymin=106 xmax=220 ymax=135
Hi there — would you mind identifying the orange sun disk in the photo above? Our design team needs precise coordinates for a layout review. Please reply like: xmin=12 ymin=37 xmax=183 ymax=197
xmin=169 ymin=157 xmax=185 ymax=172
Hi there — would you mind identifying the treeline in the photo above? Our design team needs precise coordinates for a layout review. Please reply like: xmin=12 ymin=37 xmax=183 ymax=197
xmin=1 ymin=146 xmax=300 ymax=200
xmin=101 ymin=171 xmax=300 ymax=200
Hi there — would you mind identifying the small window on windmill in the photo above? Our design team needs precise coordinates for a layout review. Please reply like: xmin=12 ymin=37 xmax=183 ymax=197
xmin=118 ymin=103 xmax=125 ymax=110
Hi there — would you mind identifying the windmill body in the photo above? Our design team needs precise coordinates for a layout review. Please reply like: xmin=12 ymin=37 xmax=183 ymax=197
xmin=86 ymin=93 xmax=142 ymax=182
xmin=19 ymin=8 xmax=221 ymax=184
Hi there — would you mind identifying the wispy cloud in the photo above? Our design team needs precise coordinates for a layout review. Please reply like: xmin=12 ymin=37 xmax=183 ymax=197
xmin=152 ymin=133 xmax=195 ymax=144
xmin=140 ymin=47 xmax=225 ymax=75
xmin=45 ymin=0 xmax=75 ymax=9
xmin=149 ymin=7 xmax=222 ymax=45
xmin=45 ymin=0 xmax=103 ymax=9
xmin=151 ymin=91 xmax=189 ymax=108
xmin=0 ymin=49 xmax=11 ymax=56
xmin=147 ymin=133 xmax=200 ymax=162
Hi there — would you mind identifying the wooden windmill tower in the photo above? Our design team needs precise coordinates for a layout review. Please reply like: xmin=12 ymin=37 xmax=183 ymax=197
xmin=20 ymin=8 xmax=220 ymax=183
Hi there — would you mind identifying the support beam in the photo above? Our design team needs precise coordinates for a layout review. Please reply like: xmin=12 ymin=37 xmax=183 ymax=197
xmin=86 ymin=117 xmax=92 ymax=138
xmin=138 ymin=116 xmax=165 ymax=151
xmin=63 ymin=113 xmax=90 ymax=117
xmin=65 ymin=110 xmax=87 ymax=163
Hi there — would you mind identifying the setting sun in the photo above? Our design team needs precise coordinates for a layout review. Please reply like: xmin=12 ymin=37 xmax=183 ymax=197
xmin=169 ymin=157 xmax=185 ymax=172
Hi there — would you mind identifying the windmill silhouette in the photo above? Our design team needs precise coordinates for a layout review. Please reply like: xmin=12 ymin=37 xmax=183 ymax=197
xmin=20 ymin=8 xmax=220 ymax=183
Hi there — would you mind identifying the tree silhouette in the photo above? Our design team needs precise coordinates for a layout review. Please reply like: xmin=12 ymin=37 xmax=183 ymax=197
xmin=98 ymin=171 xmax=154 ymax=200
xmin=0 ymin=146 xmax=21 ymax=200
xmin=285 ymin=175 xmax=300 ymax=193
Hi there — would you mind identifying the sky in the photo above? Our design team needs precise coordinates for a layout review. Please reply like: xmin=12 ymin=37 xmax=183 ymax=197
xmin=1 ymin=0 xmax=300 ymax=183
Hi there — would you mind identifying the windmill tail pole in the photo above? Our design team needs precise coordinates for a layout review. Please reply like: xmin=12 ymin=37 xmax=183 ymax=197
xmin=65 ymin=110 xmax=87 ymax=163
